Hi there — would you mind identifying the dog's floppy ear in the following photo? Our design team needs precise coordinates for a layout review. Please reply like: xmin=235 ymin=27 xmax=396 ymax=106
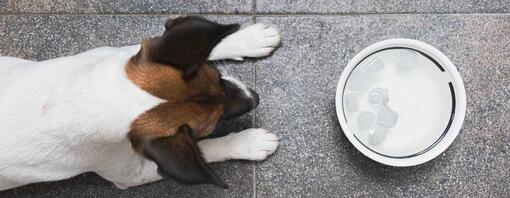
xmin=130 ymin=125 xmax=227 ymax=188
xmin=149 ymin=16 xmax=240 ymax=78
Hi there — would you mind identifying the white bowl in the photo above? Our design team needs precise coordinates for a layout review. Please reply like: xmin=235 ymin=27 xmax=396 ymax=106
xmin=335 ymin=38 xmax=466 ymax=166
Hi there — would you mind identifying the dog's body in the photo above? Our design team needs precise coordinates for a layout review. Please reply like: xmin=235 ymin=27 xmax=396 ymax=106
xmin=0 ymin=18 xmax=280 ymax=190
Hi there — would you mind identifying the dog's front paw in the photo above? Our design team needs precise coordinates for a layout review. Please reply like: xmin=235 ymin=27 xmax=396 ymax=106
xmin=210 ymin=24 xmax=281 ymax=61
xmin=237 ymin=24 xmax=281 ymax=58
xmin=229 ymin=128 xmax=279 ymax=161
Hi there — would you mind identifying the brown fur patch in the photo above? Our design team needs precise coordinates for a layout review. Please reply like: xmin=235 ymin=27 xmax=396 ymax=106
xmin=126 ymin=42 xmax=224 ymax=140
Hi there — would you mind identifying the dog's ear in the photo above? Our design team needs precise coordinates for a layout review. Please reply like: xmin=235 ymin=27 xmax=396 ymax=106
xmin=149 ymin=16 xmax=240 ymax=78
xmin=130 ymin=125 xmax=227 ymax=188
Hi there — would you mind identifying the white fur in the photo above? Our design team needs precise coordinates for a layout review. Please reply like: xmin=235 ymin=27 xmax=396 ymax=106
xmin=0 ymin=23 xmax=280 ymax=191
xmin=209 ymin=24 xmax=281 ymax=61
xmin=198 ymin=128 xmax=279 ymax=162
xmin=0 ymin=46 xmax=165 ymax=190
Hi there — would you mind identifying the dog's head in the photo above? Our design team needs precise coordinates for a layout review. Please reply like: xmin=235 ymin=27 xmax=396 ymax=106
xmin=126 ymin=16 xmax=258 ymax=188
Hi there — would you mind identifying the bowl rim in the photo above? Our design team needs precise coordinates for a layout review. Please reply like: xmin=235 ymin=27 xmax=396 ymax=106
xmin=335 ymin=38 xmax=466 ymax=167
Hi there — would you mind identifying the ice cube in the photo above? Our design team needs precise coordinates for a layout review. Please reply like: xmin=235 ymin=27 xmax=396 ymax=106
xmin=344 ymin=92 xmax=359 ymax=112
xmin=357 ymin=111 xmax=375 ymax=130
xmin=368 ymin=87 xmax=389 ymax=105
xmin=377 ymin=105 xmax=399 ymax=128
xmin=368 ymin=125 xmax=389 ymax=146
xmin=397 ymin=49 xmax=419 ymax=69
xmin=365 ymin=56 xmax=384 ymax=75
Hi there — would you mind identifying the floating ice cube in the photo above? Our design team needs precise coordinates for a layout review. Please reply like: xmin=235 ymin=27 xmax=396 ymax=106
xmin=344 ymin=92 xmax=359 ymax=112
xmin=357 ymin=111 xmax=375 ymax=130
xmin=369 ymin=125 xmax=389 ymax=146
xmin=365 ymin=56 xmax=384 ymax=75
xmin=368 ymin=87 xmax=389 ymax=105
xmin=397 ymin=49 xmax=419 ymax=69
xmin=377 ymin=105 xmax=399 ymax=128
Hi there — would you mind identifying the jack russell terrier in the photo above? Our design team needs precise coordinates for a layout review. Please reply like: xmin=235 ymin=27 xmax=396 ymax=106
xmin=0 ymin=16 xmax=281 ymax=190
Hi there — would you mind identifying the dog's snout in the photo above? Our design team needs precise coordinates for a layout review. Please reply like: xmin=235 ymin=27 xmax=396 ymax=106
xmin=221 ymin=78 xmax=260 ymax=120
xmin=248 ymin=88 xmax=259 ymax=109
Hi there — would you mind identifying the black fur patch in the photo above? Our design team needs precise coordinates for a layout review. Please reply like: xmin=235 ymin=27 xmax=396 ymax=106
xmin=136 ymin=125 xmax=227 ymax=188
xmin=149 ymin=16 xmax=240 ymax=78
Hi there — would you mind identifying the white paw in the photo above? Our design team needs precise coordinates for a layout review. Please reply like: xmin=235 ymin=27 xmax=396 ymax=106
xmin=209 ymin=24 xmax=281 ymax=61
xmin=235 ymin=24 xmax=281 ymax=58
xmin=228 ymin=128 xmax=279 ymax=161
xmin=113 ymin=182 xmax=130 ymax=190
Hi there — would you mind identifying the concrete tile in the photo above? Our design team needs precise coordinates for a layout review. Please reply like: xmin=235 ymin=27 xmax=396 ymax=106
xmin=255 ymin=15 xmax=510 ymax=197
xmin=6 ymin=0 xmax=252 ymax=14
xmin=257 ymin=0 xmax=510 ymax=14
xmin=0 ymin=15 xmax=257 ymax=197
xmin=0 ymin=0 xmax=13 ymax=13
xmin=0 ymin=15 xmax=251 ymax=60
xmin=1 ymin=15 xmax=162 ymax=61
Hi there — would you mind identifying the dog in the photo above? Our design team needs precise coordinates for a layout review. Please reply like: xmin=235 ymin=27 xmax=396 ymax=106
xmin=0 ymin=16 xmax=281 ymax=190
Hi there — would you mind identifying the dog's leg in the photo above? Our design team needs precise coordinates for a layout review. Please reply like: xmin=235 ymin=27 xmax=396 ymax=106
xmin=198 ymin=128 xmax=279 ymax=162
xmin=100 ymin=128 xmax=278 ymax=189
xmin=208 ymin=24 xmax=281 ymax=61
xmin=0 ymin=179 xmax=24 ymax=191
xmin=0 ymin=56 xmax=35 ymax=67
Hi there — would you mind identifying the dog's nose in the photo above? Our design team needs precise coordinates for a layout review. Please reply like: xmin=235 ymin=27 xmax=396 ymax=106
xmin=248 ymin=88 xmax=259 ymax=108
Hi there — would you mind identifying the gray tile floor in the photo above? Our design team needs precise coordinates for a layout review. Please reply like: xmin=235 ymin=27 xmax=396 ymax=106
xmin=1 ymin=0 xmax=509 ymax=197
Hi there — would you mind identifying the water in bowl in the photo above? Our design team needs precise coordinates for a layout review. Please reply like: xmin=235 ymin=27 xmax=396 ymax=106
xmin=343 ymin=49 xmax=453 ymax=157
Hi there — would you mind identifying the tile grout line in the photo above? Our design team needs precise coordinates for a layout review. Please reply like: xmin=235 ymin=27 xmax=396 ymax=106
xmin=251 ymin=63 xmax=257 ymax=197
xmin=251 ymin=1 xmax=257 ymax=198
xmin=1 ymin=12 xmax=510 ymax=16
xmin=253 ymin=12 xmax=510 ymax=16
xmin=0 ymin=12 xmax=254 ymax=16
